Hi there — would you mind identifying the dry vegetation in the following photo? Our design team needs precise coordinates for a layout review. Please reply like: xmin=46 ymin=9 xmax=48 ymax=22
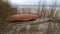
xmin=0 ymin=0 xmax=60 ymax=34
xmin=0 ymin=0 xmax=17 ymax=19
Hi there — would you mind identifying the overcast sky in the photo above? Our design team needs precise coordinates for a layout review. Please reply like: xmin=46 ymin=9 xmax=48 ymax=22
xmin=8 ymin=0 xmax=39 ymax=5
xmin=7 ymin=0 xmax=60 ymax=8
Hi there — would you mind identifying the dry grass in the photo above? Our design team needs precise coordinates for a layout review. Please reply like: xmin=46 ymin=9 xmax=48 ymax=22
xmin=0 ymin=1 xmax=60 ymax=34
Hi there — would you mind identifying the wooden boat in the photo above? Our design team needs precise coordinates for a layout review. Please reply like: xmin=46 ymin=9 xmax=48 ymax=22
xmin=7 ymin=14 xmax=39 ymax=22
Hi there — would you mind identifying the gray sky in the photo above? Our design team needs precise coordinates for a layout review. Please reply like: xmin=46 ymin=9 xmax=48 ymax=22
xmin=7 ymin=0 xmax=60 ymax=8
xmin=8 ymin=0 xmax=39 ymax=5
xmin=8 ymin=0 xmax=60 ymax=5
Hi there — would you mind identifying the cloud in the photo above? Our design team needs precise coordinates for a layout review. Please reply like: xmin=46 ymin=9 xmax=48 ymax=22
xmin=9 ymin=0 xmax=39 ymax=5
xmin=8 ymin=0 xmax=60 ymax=6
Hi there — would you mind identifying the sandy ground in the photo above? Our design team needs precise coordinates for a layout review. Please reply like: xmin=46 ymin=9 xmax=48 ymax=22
xmin=0 ymin=19 xmax=60 ymax=34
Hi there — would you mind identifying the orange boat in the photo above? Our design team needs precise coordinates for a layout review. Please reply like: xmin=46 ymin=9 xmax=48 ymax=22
xmin=7 ymin=14 xmax=39 ymax=21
